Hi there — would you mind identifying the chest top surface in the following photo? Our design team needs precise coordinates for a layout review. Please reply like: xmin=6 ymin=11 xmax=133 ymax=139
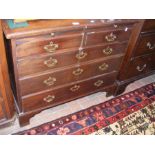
xmin=2 ymin=19 xmax=138 ymax=39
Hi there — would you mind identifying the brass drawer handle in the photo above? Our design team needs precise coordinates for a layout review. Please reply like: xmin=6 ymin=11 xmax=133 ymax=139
xmin=72 ymin=68 xmax=84 ymax=76
xmin=43 ymin=77 xmax=56 ymax=86
xmin=94 ymin=80 xmax=104 ymax=87
xmin=147 ymin=42 xmax=155 ymax=50
xmin=99 ymin=63 xmax=109 ymax=71
xmin=136 ymin=64 xmax=147 ymax=72
xmin=44 ymin=57 xmax=58 ymax=67
xmin=43 ymin=95 xmax=55 ymax=103
xmin=70 ymin=85 xmax=80 ymax=92
xmin=105 ymin=33 xmax=117 ymax=42
xmin=76 ymin=51 xmax=87 ymax=60
xmin=44 ymin=41 xmax=59 ymax=53
xmin=103 ymin=46 xmax=113 ymax=55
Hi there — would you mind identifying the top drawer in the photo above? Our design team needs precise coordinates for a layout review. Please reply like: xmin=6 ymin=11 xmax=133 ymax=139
xmin=85 ymin=27 xmax=132 ymax=46
xmin=142 ymin=20 xmax=155 ymax=33
xmin=16 ymin=31 xmax=83 ymax=58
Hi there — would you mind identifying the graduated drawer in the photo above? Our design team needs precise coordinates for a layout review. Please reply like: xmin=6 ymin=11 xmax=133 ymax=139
xmin=77 ymin=42 xmax=127 ymax=62
xmin=121 ymin=53 xmax=155 ymax=79
xmin=142 ymin=20 xmax=155 ymax=33
xmin=18 ymin=46 xmax=121 ymax=77
xmin=134 ymin=33 xmax=155 ymax=57
xmin=85 ymin=26 xmax=132 ymax=46
xmin=19 ymin=56 xmax=123 ymax=96
xmin=16 ymin=31 xmax=83 ymax=58
xmin=17 ymin=50 xmax=80 ymax=77
xmin=22 ymin=72 xmax=117 ymax=112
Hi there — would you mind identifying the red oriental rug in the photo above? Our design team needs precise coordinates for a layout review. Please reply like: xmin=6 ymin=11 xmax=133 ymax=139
xmin=14 ymin=82 xmax=155 ymax=135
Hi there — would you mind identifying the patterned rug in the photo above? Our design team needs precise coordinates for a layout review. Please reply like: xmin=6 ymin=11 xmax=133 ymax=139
xmin=15 ymin=82 xmax=155 ymax=135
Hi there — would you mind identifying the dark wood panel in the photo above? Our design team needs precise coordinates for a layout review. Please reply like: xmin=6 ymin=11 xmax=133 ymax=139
xmin=86 ymin=27 xmax=132 ymax=46
xmin=142 ymin=20 xmax=155 ymax=32
xmin=16 ymin=32 xmax=83 ymax=58
xmin=134 ymin=33 xmax=155 ymax=57
xmin=19 ymin=56 xmax=123 ymax=96
xmin=22 ymin=72 xmax=117 ymax=112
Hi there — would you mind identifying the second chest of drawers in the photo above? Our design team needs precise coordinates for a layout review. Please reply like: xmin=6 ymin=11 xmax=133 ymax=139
xmin=120 ymin=20 xmax=155 ymax=80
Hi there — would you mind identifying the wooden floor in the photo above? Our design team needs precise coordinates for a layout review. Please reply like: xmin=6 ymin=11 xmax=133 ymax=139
xmin=0 ymin=74 xmax=155 ymax=134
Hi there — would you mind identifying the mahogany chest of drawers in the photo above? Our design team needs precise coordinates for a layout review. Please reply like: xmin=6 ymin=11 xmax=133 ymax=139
xmin=116 ymin=20 xmax=155 ymax=94
xmin=2 ymin=19 xmax=138 ymax=126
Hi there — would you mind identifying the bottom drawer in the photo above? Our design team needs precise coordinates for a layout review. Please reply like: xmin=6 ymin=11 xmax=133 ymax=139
xmin=120 ymin=53 xmax=155 ymax=80
xmin=22 ymin=71 xmax=117 ymax=112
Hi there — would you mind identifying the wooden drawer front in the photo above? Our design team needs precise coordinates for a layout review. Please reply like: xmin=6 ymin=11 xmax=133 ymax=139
xmin=78 ymin=42 xmax=127 ymax=62
xmin=16 ymin=33 xmax=83 ymax=58
xmin=18 ymin=50 xmax=79 ymax=77
xmin=19 ymin=56 xmax=123 ymax=96
xmin=121 ymin=54 xmax=155 ymax=79
xmin=134 ymin=33 xmax=155 ymax=57
xmin=142 ymin=20 xmax=155 ymax=32
xmin=85 ymin=27 xmax=132 ymax=46
xmin=0 ymin=98 xmax=5 ymax=120
xmin=22 ymin=72 xmax=117 ymax=112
